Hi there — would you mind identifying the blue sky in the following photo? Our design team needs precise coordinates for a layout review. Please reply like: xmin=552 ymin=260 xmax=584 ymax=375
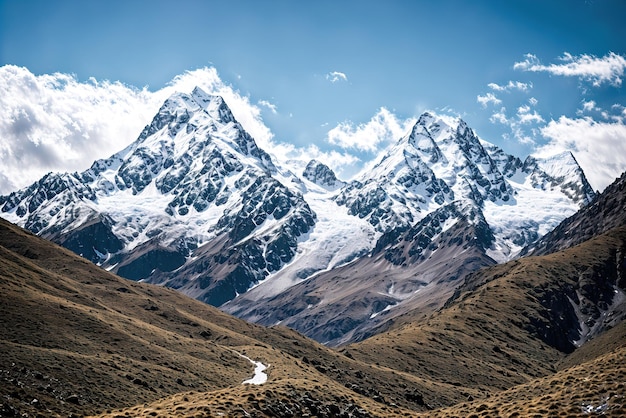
xmin=1 ymin=0 xmax=625 ymax=193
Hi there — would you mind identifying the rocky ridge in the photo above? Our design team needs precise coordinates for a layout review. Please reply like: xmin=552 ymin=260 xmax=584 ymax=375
xmin=0 ymin=89 xmax=596 ymax=345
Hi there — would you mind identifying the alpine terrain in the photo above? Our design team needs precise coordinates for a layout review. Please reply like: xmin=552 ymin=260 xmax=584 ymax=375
xmin=1 ymin=172 xmax=625 ymax=417
xmin=0 ymin=88 xmax=596 ymax=346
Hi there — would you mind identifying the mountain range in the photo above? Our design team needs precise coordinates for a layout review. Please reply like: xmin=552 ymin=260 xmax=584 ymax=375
xmin=1 ymin=87 xmax=625 ymax=416
xmin=0 ymin=87 xmax=597 ymax=346
xmin=1 ymin=168 xmax=625 ymax=417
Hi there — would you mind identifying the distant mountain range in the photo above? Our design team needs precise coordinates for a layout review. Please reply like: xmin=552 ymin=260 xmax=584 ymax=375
xmin=0 ymin=87 xmax=596 ymax=345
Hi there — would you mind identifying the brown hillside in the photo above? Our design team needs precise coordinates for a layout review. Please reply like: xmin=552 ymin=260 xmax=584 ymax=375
xmin=95 ymin=225 xmax=626 ymax=417
xmin=0 ymin=218 xmax=461 ymax=417
xmin=346 ymin=225 xmax=626 ymax=398
xmin=2 ymin=216 xmax=626 ymax=417
xmin=417 ymin=342 xmax=626 ymax=417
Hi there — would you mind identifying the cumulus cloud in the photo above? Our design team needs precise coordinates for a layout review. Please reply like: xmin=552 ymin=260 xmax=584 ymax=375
xmin=487 ymin=97 xmax=544 ymax=144
xmin=611 ymin=104 xmax=626 ymax=122
xmin=490 ymin=107 xmax=509 ymax=125
xmin=0 ymin=65 xmax=377 ymax=193
xmin=0 ymin=65 xmax=153 ymax=193
xmin=477 ymin=92 xmax=502 ymax=108
xmin=582 ymin=100 xmax=597 ymax=112
xmin=536 ymin=116 xmax=626 ymax=191
xmin=326 ymin=71 xmax=348 ymax=83
xmin=514 ymin=52 xmax=626 ymax=87
xmin=487 ymin=81 xmax=532 ymax=92
xmin=326 ymin=107 xmax=415 ymax=152
xmin=0 ymin=65 xmax=277 ymax=194
xmin=517 ymin=104 xmax=545 ymax=125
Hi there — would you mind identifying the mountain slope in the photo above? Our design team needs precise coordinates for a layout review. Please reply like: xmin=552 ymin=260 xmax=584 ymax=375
xmin=0 ymin=90 xmax=596 ymax=347
xmin=345 ymin=224 xmax=626 ymax=393
xmin=97 ymin=181 xmax=626 ymax=417
xmin=2 ymin=204 xmax=625 ymax=417
xmin=99 ymin=330 xmax=626 ymax=418
xmin=225 ymin=201 xmax=497 ymax=346
xmin=417 ymin=337 xmax=625 ymax=417
xmin=0 ymin=217 xmax=477 ymax=417
xmin=225 ymin=113 xmax=596 ymax=345
xmin=524 ymin=171 xmax=626 ymax=256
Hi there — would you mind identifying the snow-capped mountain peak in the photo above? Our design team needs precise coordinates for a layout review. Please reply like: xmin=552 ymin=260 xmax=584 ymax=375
xmin=404 ymin=117 xmax=446 ymax=165
xmin=1 ymin=87 xmax=314 ymax=303
xmin=190 ymin=87 xmax=236 ymax=124
xmin=302 ymin=159 xmax=342 ymax=189
xmin=525 ymin=151 xmax=596 ymax=205
xmin=0 ymin=101 xmax=598 ymax=347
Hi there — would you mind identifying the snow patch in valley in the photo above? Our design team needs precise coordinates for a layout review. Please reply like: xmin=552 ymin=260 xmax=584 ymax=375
xmin=235 ymin=352 xmax=268 ymax=385
xmin=370 ymin=303 xmax=398 ymax=319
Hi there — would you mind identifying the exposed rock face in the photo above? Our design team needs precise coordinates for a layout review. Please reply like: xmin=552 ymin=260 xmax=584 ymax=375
xmin=225 ymin=201 xmax=498 ymax=346
xmin=0 ymin=93 xmax=597 ymax=344
xmin=303 ymin=159 xmax=342 ymax=188
xmin=524 ymin=171 xmax=626 ymax=256
xmin=58 ymin=215 xmax=125 ymax=263
xmin=0 ymin=87 xmax=315 ymax=305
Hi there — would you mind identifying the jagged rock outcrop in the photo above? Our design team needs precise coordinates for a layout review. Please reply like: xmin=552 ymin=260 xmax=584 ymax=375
xmin=0 ymin=97 xmax=597 ymax=343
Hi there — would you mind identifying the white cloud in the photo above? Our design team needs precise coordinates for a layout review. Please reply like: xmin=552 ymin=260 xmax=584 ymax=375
xmin=0 ymin=65 xmax=377 ymax=193
xmin=481 ymin=80 xmax=539 ymax=143
xmin=512 ymin=127 xmax=536 ymax=145
xmin=514 ymin=52 xmax=626 ymax=87
xmin=258 ymin=99 xmax=278 ymax=114
xmin=0 ymin=65 xmax=154 ymax=193
xmin=488 ymin=102 xmax=542 ymax=144
xmin=490 ymin=107 xmax=509 ymax=124
xmin=477 ymin=92 xmax=502 ymax=108
xmin=488 ymin=81 xmax=532 ymax=92
xmin=582 ymin=100 xmax=597 ymax=112
xmin=518 ymin=112 xmax=544 ymax=125
xmin=517 ymin=104 xmax=545 ymax=124
xmin=326 ymin=107 xmax=415 ymax=152
xmin=536 ymin=116 xmax=626 ymax=191
xmin=0 ymin=65 xmax=277 ymax=194
xmin=326 ymin=71 xmax=348 ymax=83
xmin=610 ymin=104 xmax=626 ymax=122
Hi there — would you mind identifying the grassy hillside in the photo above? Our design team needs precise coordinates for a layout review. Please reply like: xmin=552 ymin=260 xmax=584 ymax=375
xmin=2 ymin=215 xmax=625 ymax=417
xmin=418 ymin=342 xmax=626 ymax=417
xmin=0 ymin=218 xmax=450 ymax=416
xmin=345 ymin=226 xmax=626 ymax=407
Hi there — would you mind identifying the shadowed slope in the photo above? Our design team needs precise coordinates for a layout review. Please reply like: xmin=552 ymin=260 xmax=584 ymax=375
xmin=346 ymin=225 xmax=626 ymax=399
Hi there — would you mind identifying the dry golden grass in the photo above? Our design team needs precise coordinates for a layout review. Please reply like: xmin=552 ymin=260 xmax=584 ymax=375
xmin=101 ymin=343 xmax=626 ymax=417
xmin=2 ymin=217 xmax=625 ymax=417
xmin=96 ymin=372 xmax=420 ymax=418
xmin=0 ymin=218 xmax=457 ymax=416
xmin=417 ymin=344 xmax=626 ymax=418
xmin=346 ymin=226 xmax=626 ymax=409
